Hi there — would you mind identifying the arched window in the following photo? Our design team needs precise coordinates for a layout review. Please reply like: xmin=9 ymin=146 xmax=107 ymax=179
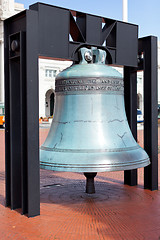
xmin=50 ymin=92 xmax=54 ymax=116
xmin=137 ymin=93 xmax=142 ymax=110
xmin=45 ymin=89 xmax=55 ymax=117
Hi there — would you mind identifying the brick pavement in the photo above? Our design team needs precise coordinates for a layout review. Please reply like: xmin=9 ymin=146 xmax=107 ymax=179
xmin=0 ymin=127 xmax=160 ymax=240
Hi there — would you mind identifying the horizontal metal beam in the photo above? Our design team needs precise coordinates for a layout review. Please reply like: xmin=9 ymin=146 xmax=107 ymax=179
xmin=30 ymin=2 xmax=138 ymax=67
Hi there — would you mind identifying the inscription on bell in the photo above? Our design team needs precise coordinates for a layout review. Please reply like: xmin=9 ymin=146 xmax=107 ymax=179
xmin=56 ymin=77 xmax=124 ymax=93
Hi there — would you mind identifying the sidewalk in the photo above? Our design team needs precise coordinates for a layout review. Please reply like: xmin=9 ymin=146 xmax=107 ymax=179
xmin=0 ymin=128 xmax=160 ymax=239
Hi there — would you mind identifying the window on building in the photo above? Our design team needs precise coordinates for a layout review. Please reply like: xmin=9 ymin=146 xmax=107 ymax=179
xmin=45 ymin=69 xmax=57 ymax=78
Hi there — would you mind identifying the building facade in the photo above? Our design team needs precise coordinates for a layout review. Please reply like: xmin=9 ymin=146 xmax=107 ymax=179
xmin=39 ymin=58 xmax=72 ymax=117
xmin=0 ymin=0 xmax=24 ymax=106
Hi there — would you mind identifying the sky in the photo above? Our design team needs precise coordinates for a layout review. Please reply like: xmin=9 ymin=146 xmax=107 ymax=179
xmin=15 ymin=0 xmax=160 ymax=39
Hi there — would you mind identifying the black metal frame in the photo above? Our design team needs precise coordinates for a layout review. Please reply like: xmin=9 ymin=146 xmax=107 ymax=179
xmin=4 ymin=3 xmax=158 ymax=217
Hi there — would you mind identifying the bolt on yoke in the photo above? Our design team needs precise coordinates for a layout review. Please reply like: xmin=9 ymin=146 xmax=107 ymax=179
xmin=79 ymin=47 xmax=106 ymax=65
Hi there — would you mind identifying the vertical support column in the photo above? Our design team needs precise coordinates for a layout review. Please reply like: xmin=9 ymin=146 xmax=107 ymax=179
xmin=4 ymin=18 xmax=11 ymax=207
xmin=20 ymin=32 xmax=28 ymax=214
xmin=123 ymin=0 xmax=128 ymax=22
xmin=124 ymin=67 xmax=138 ymax=186
xmin=9 ymin=39 xmax=22 ymax=210
xmin=4 ymin=10 xmax=40 ymax=217
xmin=143 ymin=37 xmax=158 ymax=190
xmin=5 ymin=31 xmax=28 ymax=211
xmin=5 ymin=31 xmax=27 ymax=210
xmin=26 ymin=10 xmax=40 ymax=217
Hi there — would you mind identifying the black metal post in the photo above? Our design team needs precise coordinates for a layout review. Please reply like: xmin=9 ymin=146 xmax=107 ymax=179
xmin=4 ymin=14 xmax=11 ymax=208
xmin=9 ymin=33 xmax=24 ymax=210
xmin=4 ymin=10 xmax=40 ymax=217
xmin=5 ymin=31 xmax=26 ymax=210
xmin=26 ymin=10 xmax=40 ymax=216
xmin=139 ymin=36 xmax=158 ymax=190
xmin=124 ymin=67 xmax=138 ymax=186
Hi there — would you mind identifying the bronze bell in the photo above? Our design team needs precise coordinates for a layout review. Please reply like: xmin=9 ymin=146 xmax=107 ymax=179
xmin=40 ymin=47 xmax=150 ymax=193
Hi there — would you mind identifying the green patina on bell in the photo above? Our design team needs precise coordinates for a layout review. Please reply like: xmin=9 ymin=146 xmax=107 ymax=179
xmin=40 ymin=47 xmax=149 ymax=178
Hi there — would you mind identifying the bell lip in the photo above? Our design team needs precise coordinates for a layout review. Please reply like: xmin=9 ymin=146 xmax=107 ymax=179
xmin=40 ymin=158 xmax=150 ymax=173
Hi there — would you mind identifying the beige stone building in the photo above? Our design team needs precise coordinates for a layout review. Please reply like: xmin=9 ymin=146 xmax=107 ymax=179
xmin=38 ymin=58 xmax=71 ymax=117
xmin=0 ymin=0 xmax=24 ymax=113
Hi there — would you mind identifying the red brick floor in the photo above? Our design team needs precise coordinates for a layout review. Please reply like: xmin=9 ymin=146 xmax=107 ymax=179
xmin=0 ymin=127 xmax=160 ymax=240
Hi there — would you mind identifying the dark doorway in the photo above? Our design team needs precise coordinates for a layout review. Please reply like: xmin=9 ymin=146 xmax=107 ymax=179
xmin=50 ymin=92 xmax=54 ymax=116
